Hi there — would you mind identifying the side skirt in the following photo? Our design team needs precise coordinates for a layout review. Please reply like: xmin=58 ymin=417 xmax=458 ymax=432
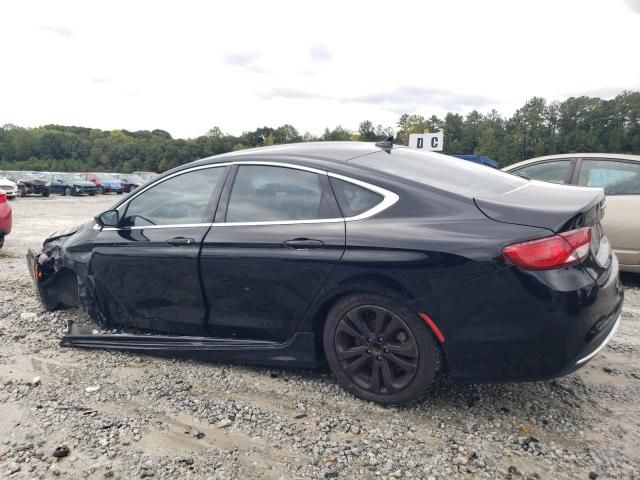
xmin=61 ymin=324 xmax=321 ymax=368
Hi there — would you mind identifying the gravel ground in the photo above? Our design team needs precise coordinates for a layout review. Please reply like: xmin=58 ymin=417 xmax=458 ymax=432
xmin=1 ymin=195 xmax=639 ymax=480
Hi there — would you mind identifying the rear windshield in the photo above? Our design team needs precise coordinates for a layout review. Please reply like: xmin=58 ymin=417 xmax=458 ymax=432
xmin=351 ymin=148 xmax=527 ymax=196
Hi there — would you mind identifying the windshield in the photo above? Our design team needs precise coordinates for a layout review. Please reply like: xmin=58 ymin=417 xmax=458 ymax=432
xmin=125 ymin=175 xmax=144 ymax=183
xmin=351 ymin=147 xmax=528 ymax=196
xmin=97 ymin=174 xmax=118 ymax=181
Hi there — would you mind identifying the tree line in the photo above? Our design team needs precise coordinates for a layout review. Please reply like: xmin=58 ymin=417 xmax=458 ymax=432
xmin=1 ymin=91 xmax=639 ymax=173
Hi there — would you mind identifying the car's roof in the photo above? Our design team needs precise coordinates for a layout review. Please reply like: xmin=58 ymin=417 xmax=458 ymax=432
xmin=194 ymin=141 xmax=383 ymax=166
xmin=503 ymin=153 xmax=640 ymax=171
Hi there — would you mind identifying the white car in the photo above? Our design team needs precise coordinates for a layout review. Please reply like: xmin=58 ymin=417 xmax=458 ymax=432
xmin=503 ymin=153 xmax=640 ymax=273
xmin=0 ymin=176 xmax=18 ymax=199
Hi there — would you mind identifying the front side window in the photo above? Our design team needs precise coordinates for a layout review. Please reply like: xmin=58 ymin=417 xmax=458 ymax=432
xmin=122 ymin=167 xmax=224 ymax=226
xmin=226 ymin=165 xmax=332 ymax=222
xmin=511 ymin=160 xmax=573 ymax=184
xmin=578 ymin=159 xmax=640 ymax=195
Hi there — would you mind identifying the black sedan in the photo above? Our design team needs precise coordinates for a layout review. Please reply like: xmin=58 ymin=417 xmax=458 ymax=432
xmin=27 ymin=142 xmax=623 ymax=405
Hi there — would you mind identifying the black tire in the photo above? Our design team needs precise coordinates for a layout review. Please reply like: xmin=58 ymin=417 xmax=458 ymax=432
xmin=89 ymin=193 xmax=95 ymax=196
xmin=0 ymin=235 xmax=4 ymax=250
xmin=323 ymin=293 xmax=442 ymax=406
xmin=19 ymin=187 xmax=27 ymax=197
xmin=97 ymin=186 xmax=104 ymax=195
xmin=64 ymin=187 xmax=72 ymax=196
xmin=42 ymin=189 xmax=50 ymax=197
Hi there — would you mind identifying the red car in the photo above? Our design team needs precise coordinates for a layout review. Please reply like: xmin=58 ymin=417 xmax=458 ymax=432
xmin=0 ymin=189 xmax=12 ymax=250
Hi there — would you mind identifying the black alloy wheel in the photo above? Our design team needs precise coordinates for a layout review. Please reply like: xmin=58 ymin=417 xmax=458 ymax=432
xmin=324 ymin=293 xmax=441 ymax=405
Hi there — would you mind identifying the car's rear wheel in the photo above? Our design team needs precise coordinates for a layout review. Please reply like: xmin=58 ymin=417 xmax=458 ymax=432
xmin=323 ymin=293 xmax=442 ymax=405
xmin=64 ymin=187 xmax=72 ymax=196
xmin=42 ymin=189 xmax=49 ymax=197
xmin=0 ymin=235 xmax=4 ymax=249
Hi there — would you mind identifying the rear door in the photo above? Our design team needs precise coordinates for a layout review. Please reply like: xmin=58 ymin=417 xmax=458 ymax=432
xmin=90 ymin=165 xmax=229 ymax=334
xmin=576 ymin=158 xmax=640 ymax=268
xmin=200 ymin=163 xmax=346 ymax=341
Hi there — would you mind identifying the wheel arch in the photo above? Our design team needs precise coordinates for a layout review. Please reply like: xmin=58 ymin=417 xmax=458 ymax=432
xmin=305 ymin=277 xmax=448 ymax=367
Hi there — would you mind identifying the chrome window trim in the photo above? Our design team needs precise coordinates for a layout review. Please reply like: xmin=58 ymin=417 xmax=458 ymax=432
xmin=327 ymin=172 xmax=399 ymax=221
xmin=100 ymin=160 xmax=399 ymax=231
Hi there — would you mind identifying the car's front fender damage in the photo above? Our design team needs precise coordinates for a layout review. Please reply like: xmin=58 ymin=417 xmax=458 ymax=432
xmin=27 ymin=227 xmax=103 ymax=324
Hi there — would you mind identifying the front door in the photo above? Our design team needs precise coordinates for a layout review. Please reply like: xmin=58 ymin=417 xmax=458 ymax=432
xmin=200 ymin=164 xmax=346 ymax=341
xmin=90 ymin=165 xmax=228 ymax=334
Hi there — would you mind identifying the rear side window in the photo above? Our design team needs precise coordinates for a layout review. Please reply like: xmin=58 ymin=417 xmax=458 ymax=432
xmin=330 ymin=178 xmax=383 ymax=217
xmin=511 ymin=160 xmax=573 ymax=184
xmin=226 ymin=165 xmax=335 ymax=222
xmin=578 ymin=159 xmax=640 ymax=195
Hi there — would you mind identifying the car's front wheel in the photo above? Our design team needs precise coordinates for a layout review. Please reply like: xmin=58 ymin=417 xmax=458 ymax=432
xmin=64 ymin=187 xmax=72 ymax=196
xmin=323 ymin=293 xmax=442 ymax=405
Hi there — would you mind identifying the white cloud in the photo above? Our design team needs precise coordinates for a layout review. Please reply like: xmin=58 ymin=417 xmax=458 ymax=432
xmin=0 ymin=0 xmax=638 ymax=138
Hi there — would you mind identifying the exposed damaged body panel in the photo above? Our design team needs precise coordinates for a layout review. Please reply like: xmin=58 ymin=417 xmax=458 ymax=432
xmin=61 ymin=322 xmax=320 ymax=368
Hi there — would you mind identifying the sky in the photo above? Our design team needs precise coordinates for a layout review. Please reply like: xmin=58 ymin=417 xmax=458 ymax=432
xmin=1 ymin=0 xmax=639 ymax=139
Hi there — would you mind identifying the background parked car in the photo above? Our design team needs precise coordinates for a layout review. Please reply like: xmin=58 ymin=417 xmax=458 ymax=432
xmin=0 ymin=189 xmax=12 ymax=249
xmin=0 ymin=175 xmax=18 ymax=198
xmin=132 ymin=171 xmax=158 ymax=182
xmin=50 ymin=173 xmax=98 ymax=196
xmin=503 ymin=153 xmax=640 ymax=273
xmin=112 ymin=173 xmax=145 ymax=193
xmin=83 ymin=173 xmax=123 ymax=194
xmin=17 ymin=174 xmax=50 ymax=197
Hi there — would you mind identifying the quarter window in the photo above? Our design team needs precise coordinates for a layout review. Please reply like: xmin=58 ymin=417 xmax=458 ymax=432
xmin=330 ymin=178 xmax=383 ymax=217
xmin=122 ymin=167 xmax=225 ymax=227
xmin=226 ymin=165 xmax=332 ymax=222
xmin=511 ymin=161 xmax=573 ymax=184
xmin=578 ymin=159 xmax=640 ymax=195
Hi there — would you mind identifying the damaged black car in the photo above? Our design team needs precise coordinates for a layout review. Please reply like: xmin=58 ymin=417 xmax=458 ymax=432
xmin=28 ymin=142 xmax=623 ymax=405
xmin=18 ymin=174 xmax=50 ymax=197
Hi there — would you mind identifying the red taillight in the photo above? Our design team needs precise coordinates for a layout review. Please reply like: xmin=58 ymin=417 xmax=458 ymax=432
xmin=502 ymin=227 xmax=591 ymax=270
xmin=0 ymin=191 xmax=6 ymax=203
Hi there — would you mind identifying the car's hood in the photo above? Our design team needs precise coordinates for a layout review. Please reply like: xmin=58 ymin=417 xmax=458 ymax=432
xmin=19 ymin=178 xmax=48 ymax=186
xmin=45 ymin=220 xmax=94 ymax=245
xmin=0 ymin=179 xmax=16 ymax=188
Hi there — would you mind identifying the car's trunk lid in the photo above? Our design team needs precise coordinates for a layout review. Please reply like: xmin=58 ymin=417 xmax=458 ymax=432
xmin=474 ymin=180 xmax=605 ymax=233
xmin=475 ymin=180 xmax=612 ymax=278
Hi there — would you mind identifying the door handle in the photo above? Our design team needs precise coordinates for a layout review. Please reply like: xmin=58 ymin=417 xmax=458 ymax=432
xmin=283 ymin=238 xmax=324 ymax=249
xmin=167 ymin=237 xmax=196 ymax=246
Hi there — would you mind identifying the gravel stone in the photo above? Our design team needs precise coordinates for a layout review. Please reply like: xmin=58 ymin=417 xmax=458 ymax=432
xmin=0 ymin=194 xmax=639 ymax=479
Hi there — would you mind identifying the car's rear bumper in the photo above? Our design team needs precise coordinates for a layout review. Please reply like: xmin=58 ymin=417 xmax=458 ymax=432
xmin=409 ymin=256 xmax=624 ymax=383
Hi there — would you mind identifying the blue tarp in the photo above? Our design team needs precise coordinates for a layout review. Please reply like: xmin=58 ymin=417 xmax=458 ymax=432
xmin=453 ymin=155 xmax=499 ymax=169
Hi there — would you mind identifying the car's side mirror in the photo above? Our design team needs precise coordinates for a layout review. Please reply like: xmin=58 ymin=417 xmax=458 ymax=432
xmin=95 ymin=209 xmax=119 ymax=228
